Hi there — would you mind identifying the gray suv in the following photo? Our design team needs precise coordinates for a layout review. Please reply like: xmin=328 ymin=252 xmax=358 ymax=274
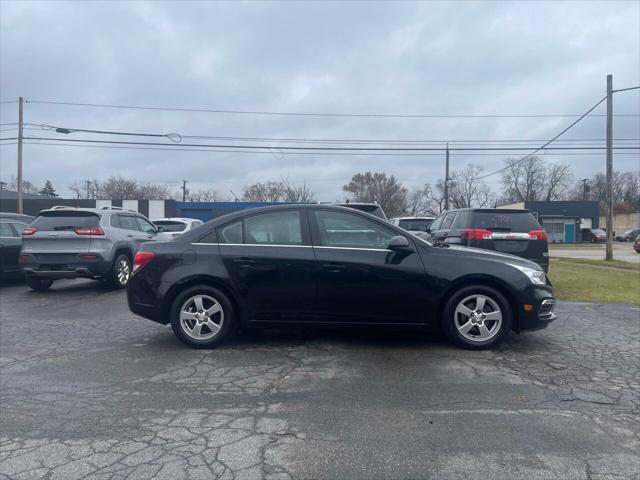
xmin=19 ymin=206 xmax=172 ymax=291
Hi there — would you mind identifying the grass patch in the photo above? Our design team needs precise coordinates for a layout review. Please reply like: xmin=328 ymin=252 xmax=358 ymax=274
xmin=548 ymin=243 xmax=604 ymax=249
xmin=548 ymin=258 xmax=640 ymax=305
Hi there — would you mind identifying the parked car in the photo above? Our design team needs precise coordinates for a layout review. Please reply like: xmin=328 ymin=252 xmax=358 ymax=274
xmin=152 ymin=218 xmax=204 ymax=239
xmin=426 ymin=208 xmax=549 ymax=272
xmin=0 ymin=213 xmax=34 ymax=278
xmin=331 ymin=202 xmax=387 ymax=220
xmin=582 ymin=228 xmax=606 ymax=243
xmin=128 ymin=204 xmax=556 ymax=351
xmin=389 ymin=216 xmax=435 ymax=238
xmin=634 ymin=235 xmax=640 ymax=254
xmin=615 ymin=228 xmax=640 ymax=242
xmin=19 ymin=206 xmax=172 ymax=291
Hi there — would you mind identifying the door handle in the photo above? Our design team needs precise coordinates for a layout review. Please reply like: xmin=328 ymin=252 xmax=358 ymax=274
xmin=127 ymin=234 xmax=134 ymax=238
xmin=322 ymin=263 xmax=346 ymax=273
xmin=232 ymin=257 xmax=255 ymax=267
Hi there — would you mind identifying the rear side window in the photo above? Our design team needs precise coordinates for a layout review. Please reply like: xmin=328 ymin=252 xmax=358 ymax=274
xmin=110 ymin=215 xmax=120 ymax=228
xmin=0 ymin=223 xmax=18 ymax=237
xmin=430 ymin=215 xmax=444 ymax=231
xmin=31 ymin=211 xmax=100 ymax=231
xmin=398 ymin=219 xmax=433 ymax=231
xmin=244 ymin=211 xmax=302 ymax=245
xmin=471 ymin=211 xmax=541 ymax=232
xmin=218 ymin=221 xmax=242 ymax=244
xmin=452 ymin=211 xmax=470 ymax=228
xmin=118 ymin=215 xmax=140 ymax=231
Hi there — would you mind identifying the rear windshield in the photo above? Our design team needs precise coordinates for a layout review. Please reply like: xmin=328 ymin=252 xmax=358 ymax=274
xmin=471 ymin=211 xmax=540 ymax=232
xmin=31 ymin=211 xmax=100 ymax=231
xmin=398 ymin=219 xmax=433 ymax=231
xmin=153 ymin=221 xmax=187 ymax=232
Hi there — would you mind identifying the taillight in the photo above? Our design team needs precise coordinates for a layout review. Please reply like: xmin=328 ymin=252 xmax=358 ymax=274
xmin=22 ymin=227 xmax=37 ymax=236
xmin=133 ymin=251 xmax=156 ymax=272
xmin=528 ymin=229 xmax=547 ymax=241
xmin=462 ymin=229 xmax=493 ymax=240
xmin=18 ymin=254 xmax=30 ymax=262
xmin=74 ymin=227 xmax=105 ymax=235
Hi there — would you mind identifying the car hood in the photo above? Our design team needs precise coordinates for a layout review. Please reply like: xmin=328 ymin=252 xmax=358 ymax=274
xmin=444 ymin=244 xmax=543 ymax=271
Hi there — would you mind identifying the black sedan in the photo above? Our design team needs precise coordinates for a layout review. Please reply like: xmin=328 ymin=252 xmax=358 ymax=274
xmin=127 ymin=205 xmax=557 ymax=350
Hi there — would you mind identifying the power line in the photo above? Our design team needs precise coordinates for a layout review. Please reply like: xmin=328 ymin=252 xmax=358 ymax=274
xmin=22 ymin=141 xmax=640 ymax=156
xmin=17 ymin=136 xmax=640 ymax=151
xmin=472 ymin=96 xmax=610 ymax=180
xmin=24 ymin=99 xmax=640 ymax=118
xmin=0 ymin=100 xmax=18 ymax=104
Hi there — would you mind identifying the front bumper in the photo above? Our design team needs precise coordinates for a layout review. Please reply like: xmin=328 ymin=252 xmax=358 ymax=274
xmin=516 ymin=285 xmax=557 ymax=332
xmin=20 ymin=253 xmax=111 ymax=279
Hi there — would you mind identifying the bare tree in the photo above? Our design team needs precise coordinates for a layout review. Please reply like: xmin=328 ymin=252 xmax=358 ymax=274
xmin=343 ymin=172 xmax=408 ymax=217
xmin=8 ymin=176 xmax=38 ymax=194
xmin=280 ymin=176 xmax=315 ymax=203
xmin=69 ymin=176 xmax=171 ymax=200
xmin=449 ymin=164 xmax=494 ymax=209
xmin=187 ymin=188 xmax=226 ymax=202
xmin=500 ymin=156 xmax=572 ymax=203
xmin=242 ymin=181 xmax=285 ymax=202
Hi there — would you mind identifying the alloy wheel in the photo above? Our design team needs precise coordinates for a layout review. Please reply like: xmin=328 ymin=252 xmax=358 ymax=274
xmin=117 ymin=258 xmax=131 ymax=286
xmin=453 ymin=294 xmax=502 ymax=342
xmin=179 ymin=294 xmax=224 ymax=340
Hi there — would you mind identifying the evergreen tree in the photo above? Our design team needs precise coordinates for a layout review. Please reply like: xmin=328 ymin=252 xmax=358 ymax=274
xmin=38 ymin=180 xmax=58 ymax=197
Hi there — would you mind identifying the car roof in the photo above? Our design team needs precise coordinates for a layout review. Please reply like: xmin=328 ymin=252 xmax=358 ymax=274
xmin=391 ymin=216 xmax=435 ymax=220
xmin=37 ymin=206 xmax=141 ymax=215
xmin=154 ymin=218 xmax=198 ymax=222
xmin=439 ymin=208 xmax=531 ymax=214
xmin=0 ymin=212 xmax=34 ymax=221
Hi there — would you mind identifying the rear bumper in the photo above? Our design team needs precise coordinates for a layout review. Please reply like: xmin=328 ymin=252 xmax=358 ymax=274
xmin=20 ymin=253 xmax=111 ymax=279
xmin=127 ymin=271 xmax=168 ymax=324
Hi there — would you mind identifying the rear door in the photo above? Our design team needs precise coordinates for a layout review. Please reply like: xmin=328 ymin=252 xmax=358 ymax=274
xmin=218 ymin=209 xmax=318 ymax=322
xmin=21 ymin=211 xmax=100 ymax=266
xmin=432 ymin=212 xmax=458 ymax=242
xmin=0 ymin=221 xmax=24 ymax=273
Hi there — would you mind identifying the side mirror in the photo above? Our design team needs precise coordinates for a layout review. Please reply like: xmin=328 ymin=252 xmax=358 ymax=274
xmin=388 ymin=235 xmax=411 ymax=250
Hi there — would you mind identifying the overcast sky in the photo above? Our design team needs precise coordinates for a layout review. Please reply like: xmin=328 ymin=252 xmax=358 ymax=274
xmin=1 ymin=0 xmax=638 ymax=200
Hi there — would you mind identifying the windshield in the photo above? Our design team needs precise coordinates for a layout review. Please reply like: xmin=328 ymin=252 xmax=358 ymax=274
xmin=398 ymin=219 xmax=433 ymax=231
xmin=471 ymin=211 xmax=540 ymax=232
xmin=153 ymin=220 xmax=187 ymax=232
xmin=31 ymin=211 xmax=100 ymax=231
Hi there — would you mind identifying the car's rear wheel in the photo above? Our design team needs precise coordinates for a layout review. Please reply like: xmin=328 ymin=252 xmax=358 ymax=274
xmin=442 ymin=285 xmax=512 ymax=350
xmin=106 ymin=254 xmax=131 ymax=289
xmin=170 ymin=285 xmax=234 ymax=348
xmin=25 ymin=277 xmax=54 ymax=292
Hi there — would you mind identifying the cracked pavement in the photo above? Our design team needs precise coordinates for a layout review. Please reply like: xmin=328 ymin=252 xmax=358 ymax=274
xmin=1 ymin=279 xmax=639 ymax=479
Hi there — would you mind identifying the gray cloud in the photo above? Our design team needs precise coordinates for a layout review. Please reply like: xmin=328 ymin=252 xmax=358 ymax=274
xmin=1 ymin=0 xmax=638 ymax=200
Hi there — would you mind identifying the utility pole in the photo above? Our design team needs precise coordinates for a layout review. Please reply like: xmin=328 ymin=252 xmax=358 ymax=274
xmin=181 ymin=180 xmax=188 ymax=202
xmin=581 ymin=178 xmax=589 ymax=201
xmin=17 ymin=97 xmax=24 ymax=214
xmin=444 ymin=142 xmax=450 ymax=211
xmin=605 ymin=74 xmax=613 ymax=261
xmin=85 ymin=180 xmax=91 ymax=199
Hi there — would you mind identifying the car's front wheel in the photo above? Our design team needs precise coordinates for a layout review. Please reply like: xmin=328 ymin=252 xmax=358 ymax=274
xmin=170 ymin=285 xmax=235 ymax=348
xmin=441 ymin=285 xmax=512 ymax=350
xmin=106 ymin=254 xmax=131 ymax=289
xmin=25 ymin=277 xmax=54 ymax=292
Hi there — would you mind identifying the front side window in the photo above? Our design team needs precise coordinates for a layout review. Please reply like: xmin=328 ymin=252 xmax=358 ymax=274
xmin=441 ymin=212 xmax=457 ymax=230
xmin=136 ymin=217 xmax=157 ymax=234
xmin=244 ymin=211 xmax=302 ymax=245
xmin=314 ymin=210 xmax=396 ymax=249
xmin=430 ymin=214 xmax=444 ymax=231
xmin=218 ymin=221 xmax=242 ymax=244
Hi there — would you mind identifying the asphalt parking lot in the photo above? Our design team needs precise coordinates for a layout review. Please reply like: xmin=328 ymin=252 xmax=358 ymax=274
xmin=1 ymin=280 xmax=639 ymax=480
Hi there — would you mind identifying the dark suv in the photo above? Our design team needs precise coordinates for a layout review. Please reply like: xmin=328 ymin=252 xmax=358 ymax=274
xmin=427 ymin=208 xmax=549 ymax=272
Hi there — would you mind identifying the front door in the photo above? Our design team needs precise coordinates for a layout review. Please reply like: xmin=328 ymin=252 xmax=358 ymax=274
xmin=0 ymin=222 xmax=24 ymax=274
xmin=218 ymin=210 xmax=318 ymax=322
xmin=310 ymin=209 xmax=427 ymax=324
xmin=564 ymin=223 xmax=575 ymax=243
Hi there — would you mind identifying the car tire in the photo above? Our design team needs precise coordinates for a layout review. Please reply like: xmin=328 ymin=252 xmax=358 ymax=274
xmin=25 ymin=277 xmax=54 ymax=292
xmin=170 ymin=285 xmax=235 ymax=349
xmin=106 ymin=254 xmax=132 ymax=289
xmin=441 ymin=285 xmax=512 ymax=350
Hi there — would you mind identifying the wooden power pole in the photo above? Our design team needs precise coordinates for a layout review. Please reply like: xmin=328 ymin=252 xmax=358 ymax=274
xmin=605 ymin=75 xmax=613 ymax=261
xmin=17 ymin=97 xmax=24 ymax=214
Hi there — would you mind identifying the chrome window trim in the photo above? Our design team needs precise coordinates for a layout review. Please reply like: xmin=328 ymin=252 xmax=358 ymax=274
xmin=190 ymin=242 xmax=390 ymax=252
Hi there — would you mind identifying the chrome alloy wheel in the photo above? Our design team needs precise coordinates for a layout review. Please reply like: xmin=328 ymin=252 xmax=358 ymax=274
xmin=116 ymin=257 xmax=131 ymax=286
xmin=179 ymin=294 xmax=224 ymax=340
xmin=454 ymin=294 xmax=502 ymax=342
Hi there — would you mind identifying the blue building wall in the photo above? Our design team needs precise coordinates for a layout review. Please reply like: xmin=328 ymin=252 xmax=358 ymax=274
xmin=175 ymin=201 xmax=292 ymax=222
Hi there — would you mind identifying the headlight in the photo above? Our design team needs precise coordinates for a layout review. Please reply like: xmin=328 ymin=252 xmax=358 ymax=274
xmin=508 ymin=264 xmax=546 ymax=286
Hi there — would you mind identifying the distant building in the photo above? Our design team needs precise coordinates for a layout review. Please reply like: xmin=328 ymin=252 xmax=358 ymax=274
xmin=498 ymin=201 xmax=600 ymax=243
